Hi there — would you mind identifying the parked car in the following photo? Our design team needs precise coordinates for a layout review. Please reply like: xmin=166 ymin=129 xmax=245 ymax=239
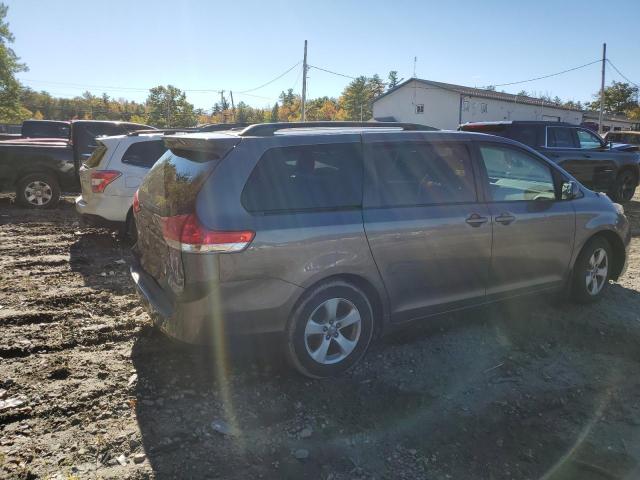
xmin=75 ymin=132 xmax=169 ymax=240
xmin=131 ymin=122 xmax=630 ymax=378
xmin=0 ymin=120 xmax=153 ymax=208
xmin=75 ymin=125 xmax=246 ymax=238
xmin=459 ymin=121 xmax=640 ymax=202
xmin=604 ymin=131 xmax=640 ymax=147
xmin=0 ymin=120 xmax=71 ymax=141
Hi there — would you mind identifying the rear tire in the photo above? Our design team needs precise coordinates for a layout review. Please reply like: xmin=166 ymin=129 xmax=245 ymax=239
xmin=285 ymin=280 xmax=374 ymax=378
xmin=571 ymin=237 xmax=612 ymax=304
xmin=609 ymin=170 xmax=637 ymax=203
xmin=16 ymin=173 xmax=60 ymax=209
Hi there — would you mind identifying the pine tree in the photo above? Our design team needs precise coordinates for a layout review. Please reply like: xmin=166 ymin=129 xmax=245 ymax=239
xmin=0 ymin=3 xmax=28 ymax=122
xmin=271 ymin=103 xmax=279 ymax=122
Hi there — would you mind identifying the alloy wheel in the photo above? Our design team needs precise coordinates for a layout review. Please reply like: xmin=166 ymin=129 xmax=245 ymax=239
xmin=585 ymin=247 xmax=608 ymax=296
xmin=304 ymin=297 xmax=362 ymax=365
xmin=24 ymin=180 xmax=53 ymax=206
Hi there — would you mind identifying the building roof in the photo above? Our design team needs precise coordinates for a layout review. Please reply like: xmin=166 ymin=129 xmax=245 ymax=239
xmin=373 ymin=77 xmax=583 ymax=112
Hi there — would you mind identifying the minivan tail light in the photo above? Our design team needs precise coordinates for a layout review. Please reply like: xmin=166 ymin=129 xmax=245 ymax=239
xmin=132 ymin=190 xmax=141 ymax=213
xmin=91 ymin=170 xmax=121 ymax=193
xmin=161 ymin=214 xmax=254 ymax=253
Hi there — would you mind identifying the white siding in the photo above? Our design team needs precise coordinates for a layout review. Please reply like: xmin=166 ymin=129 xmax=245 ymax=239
xmin=373 ymin=80 xmax=584 ymax=129
xmin=372 ymin=80 xmax=461 ymax=130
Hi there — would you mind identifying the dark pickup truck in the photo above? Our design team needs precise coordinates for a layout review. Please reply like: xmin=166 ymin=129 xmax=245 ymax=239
xmin=0 ymin=120 xmax=153 ymax=208
xmin=0 ymin=120 xmax=71 ymax=141
xmin=460 ymin=121 xmax=640 ymax=202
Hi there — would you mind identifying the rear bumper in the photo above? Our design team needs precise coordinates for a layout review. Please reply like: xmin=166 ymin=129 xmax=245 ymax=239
xmin=130 ymin=256 xmax=303 ymax=343
xmin=75 ymin=194 xmax=131 ymax=223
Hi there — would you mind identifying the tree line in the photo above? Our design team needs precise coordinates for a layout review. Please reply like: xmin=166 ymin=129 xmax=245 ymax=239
xmin=0 ymin=3 xmax=638 ymax=129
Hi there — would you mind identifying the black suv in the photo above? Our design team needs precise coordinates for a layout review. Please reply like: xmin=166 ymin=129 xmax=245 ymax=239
xmin=459 ymin=121 xmax=640 ymax=202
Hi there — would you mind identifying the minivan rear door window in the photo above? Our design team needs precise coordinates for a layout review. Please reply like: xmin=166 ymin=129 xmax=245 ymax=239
xmin=365 ymin=142 xmax=477 ymax=207
xmin=241 ymin=143 xmax=363 ymax=213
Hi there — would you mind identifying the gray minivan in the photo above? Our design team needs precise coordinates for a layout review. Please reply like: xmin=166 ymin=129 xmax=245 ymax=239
xmin=131 ymin=122 xmax=631 ymax=378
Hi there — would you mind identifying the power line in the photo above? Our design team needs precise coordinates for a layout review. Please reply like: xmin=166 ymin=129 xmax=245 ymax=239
xmin=606 ymin=59 xmax=639 ymax=88
xmin=309 ymin=65 xmax=356 ymax=80
xmin=236 ymin=61 xmax=301 ymax=94
xmin=486 ymin=59 xmax=601 ymax=88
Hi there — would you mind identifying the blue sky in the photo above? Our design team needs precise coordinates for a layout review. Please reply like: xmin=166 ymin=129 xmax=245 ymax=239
xmin=7 ymin=0 xmax=640 ymax=111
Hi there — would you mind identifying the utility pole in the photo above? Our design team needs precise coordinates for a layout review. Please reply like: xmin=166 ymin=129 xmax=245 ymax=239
xmin=230 ymin=90 xmax=236 ymax=122
xmin=301 ymin=40 xmax=308 ymax=122
xmin=599 ymin=43 xmax=606 ymax=134
xmin=219 ymin=90 xmax=226 ymax=123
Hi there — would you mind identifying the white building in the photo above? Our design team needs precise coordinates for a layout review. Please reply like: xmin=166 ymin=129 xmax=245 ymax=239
xmin=373 ymin=78 xmax=584 ymax=130
xmin=582 ymin=112 xmax=639 ymax=132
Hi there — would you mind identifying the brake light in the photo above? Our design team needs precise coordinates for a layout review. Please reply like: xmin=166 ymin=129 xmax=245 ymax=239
xmin=161 ymin=214 xmax=254 ymax=253
xmin=90 ymin=170 xmax=121 ymax=193
xmin=132 ymin=190 xmax=141 ymax=213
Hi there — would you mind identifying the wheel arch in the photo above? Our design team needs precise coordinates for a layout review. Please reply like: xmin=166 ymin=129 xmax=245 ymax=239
xmin=292 ymin=273 xmax=388 ymax=338
xmin=577 ymin=230 xmax=626 ymax=281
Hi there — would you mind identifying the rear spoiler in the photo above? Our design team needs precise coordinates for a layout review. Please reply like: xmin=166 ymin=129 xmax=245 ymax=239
xmin=163 ymin=134 xmax=241 ymax=161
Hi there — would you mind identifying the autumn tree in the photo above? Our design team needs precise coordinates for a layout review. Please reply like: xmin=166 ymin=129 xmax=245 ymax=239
xmin=146 ymin=85 xmax=197 ymax=128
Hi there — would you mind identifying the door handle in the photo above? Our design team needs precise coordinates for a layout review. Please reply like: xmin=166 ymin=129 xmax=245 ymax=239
xmin=465 ymin=213 xmax=488 ymax=227
xmin=495 ymin=213 xmax=516 ymax=225
xmin=583 ymin=154 xmax=592 ymax=158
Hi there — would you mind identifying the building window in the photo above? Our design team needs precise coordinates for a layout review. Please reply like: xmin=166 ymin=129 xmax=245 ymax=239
xmin=415 ymin=104 xmax=424 ymax=114
xmin=480 ymin=103 xmax=487 ymax=113
xmin=463 ymin=101 xmax=470 ymax=112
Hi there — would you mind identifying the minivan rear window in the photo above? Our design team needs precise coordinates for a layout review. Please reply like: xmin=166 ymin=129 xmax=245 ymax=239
xmin=366 ymin=142 xmax=476 ymax=207
xmin=242 ymin=143 xmax=363 ymax=213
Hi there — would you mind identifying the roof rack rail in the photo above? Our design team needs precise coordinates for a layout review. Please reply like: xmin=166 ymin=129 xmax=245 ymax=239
xmin=238 ymin=121 xmax=437 ymax=136
xmin=127 ymin=128 xmax=199 ymax=136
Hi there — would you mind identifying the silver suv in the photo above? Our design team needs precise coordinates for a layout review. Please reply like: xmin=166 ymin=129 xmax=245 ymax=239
xmin=131 ymin=122 xmax=630 ymax=378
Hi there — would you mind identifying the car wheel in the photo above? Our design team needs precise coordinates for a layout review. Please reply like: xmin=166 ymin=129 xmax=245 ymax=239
xmin=609 ymin=170 xmax=637 ymax=203
xmin=16 ymin=173 xmax=60 ymax=208
xmin=571 ymin=237 xmax=612 ymax=304
xmin=285 ymin=280 xmax=375 ymax=378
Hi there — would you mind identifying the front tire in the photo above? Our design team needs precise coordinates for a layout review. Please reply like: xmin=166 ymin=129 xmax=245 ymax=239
xmin=285 ymin=281 xmax=374 ymax=378
xmin=609 ymin=170 xmax=637 ymax=203
xmin=16 ymin=173 xmax=60 ymax=208
xmin=571 ymin=237 xmax=612 ymax=304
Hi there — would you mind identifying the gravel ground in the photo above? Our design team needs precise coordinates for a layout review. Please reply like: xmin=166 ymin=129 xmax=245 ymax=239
xmin=1 ymin=193 xmax=640 ymax=480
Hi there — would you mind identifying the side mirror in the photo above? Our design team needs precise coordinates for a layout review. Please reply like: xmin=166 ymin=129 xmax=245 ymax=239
xmin=562 ymin=180 xmax=580 ymax=200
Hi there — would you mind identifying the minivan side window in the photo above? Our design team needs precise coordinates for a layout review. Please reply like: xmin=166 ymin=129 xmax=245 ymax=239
xmin=479 ymin=144 xmax=556 ymax=202
xmin=242 ymin=143 xmax=363 ymax=212
xmin=121 ymin=140 xmax=167 ymax=168
xmin=366 ymin=142 xmax=476 ymax=207
xmin=547 ymin=127 xmax=577 ymax=148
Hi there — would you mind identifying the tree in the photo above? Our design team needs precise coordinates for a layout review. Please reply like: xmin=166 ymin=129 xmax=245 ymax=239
xmin=485 ymin=85 xmax=496 ymax=91
xmin=339 ymin=75 xmax=385 ymax=121
xmin=516 ymin=90 xmax=528 ymax=97
xmin=270 ymin=102 xmax=279 ymax=122
xmin=552 ymin=96 xmax=562 ymax=105
xmin=586 ymin=81 xmax=639 ymax=114
xmin=146 ymin=85 xmax=197 ymax=128
xmin=33 ymin=110 xmax=43 ymax=120
xmin=0 ymin=3 xmax=28 ymax=122
xmin=387 ymin=71 xmax=400 ymax=90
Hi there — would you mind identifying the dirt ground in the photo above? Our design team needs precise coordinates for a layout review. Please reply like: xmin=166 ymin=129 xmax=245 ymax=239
xmin=1 ymin=194 xmax=640 ymax=480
